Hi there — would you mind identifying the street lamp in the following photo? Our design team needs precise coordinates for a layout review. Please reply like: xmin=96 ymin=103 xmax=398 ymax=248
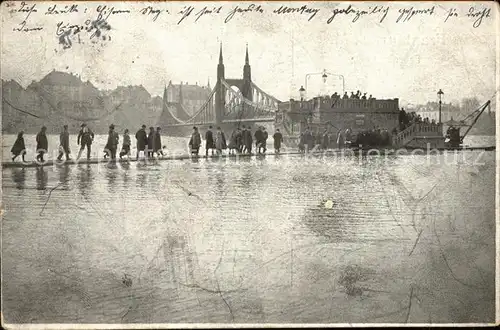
xmin=322 ymin=70 xmax=328 ymax=84
xmin=304 ymin=69 xmax=345 ymax=99
xmin=299 ymin=85 xmax=306 ymax=101
xmin=437 ymin=89 xmax=444 ymax=124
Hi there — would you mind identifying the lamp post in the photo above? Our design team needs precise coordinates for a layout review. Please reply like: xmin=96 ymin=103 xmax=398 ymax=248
xmin=299 ymin=86 xmax=306 ymax=101
xmin=437 ymin=89 xmax=444 ymax=124
xmin=304 ymin=69 xmax=345 ymax=99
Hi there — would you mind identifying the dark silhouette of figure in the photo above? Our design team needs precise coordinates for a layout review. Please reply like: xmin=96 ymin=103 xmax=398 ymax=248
xmin=189 ymin=126 xmax=201 ymax=156
xmin=155 ymin=127 xmax=164 ymax=157
xmin=57 ymin=125 xmax=71 ymax=161
xmin=147 ymin=127 xmax=155 ymax=158
xmin=228 ymin=129 xmax=239 ymax=155
xmin=362 ymin=93 xmax=367 ymax=100
xmin=254 ymin=127 xmax=264 ymax=154
xmin=236 ymin=128 xmax=243 ymax=153
xmin=242 ymin=126 xmax=253 ymax=154
xmin=273 ymin=129 xmax=283 ymax=153
xmin=120 ymin=129 xmax=131 ymax=159
xmin=305 ymin=129 xmax=314 ymax=152
xmin=36 ymin=126 xmax=48 ymax=163
xmin=342 ymin=92 xmax=349 ymax=99
xmin=215 ymin=127 xmax=227 ymax=155
xmin=205 ymin=125 xmax=215 ymax=157
xmin=104 ymin=124 xmax=119 ymax=160
xmin=350 ymin=92 xmax=355 ymax=99
xmin=135 ymin=125 xmax=148 ymax=160
xmin=11 ymin=131 xmax=26 ymax=162
xmin=77 ymin=123 xmax=94 ymax=160
xmin=262 ymin=127 xmax=269 ymax=153
xmin=298 ymin=132 xmax=306 ymax=153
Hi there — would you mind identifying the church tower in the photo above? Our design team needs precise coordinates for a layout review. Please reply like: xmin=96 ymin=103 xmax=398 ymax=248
xmin=215 ymin=43 xmax=225 ymax=125
xmin=243 ymin=44 xmax=251 ymax=82
xmin=217 ymin=43 xmax=225 ymax=80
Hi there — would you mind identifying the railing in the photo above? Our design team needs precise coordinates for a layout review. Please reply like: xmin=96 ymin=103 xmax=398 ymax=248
xmin=393 ymin=122 xmax=443 ymax=146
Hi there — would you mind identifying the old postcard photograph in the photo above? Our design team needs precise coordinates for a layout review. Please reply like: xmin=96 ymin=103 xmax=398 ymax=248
xmin=1 ymin=0 xmax=498 ymax=327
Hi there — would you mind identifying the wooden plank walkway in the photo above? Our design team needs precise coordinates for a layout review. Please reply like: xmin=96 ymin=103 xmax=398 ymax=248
xmin=1 ymin=146 xmax=495 ymax=169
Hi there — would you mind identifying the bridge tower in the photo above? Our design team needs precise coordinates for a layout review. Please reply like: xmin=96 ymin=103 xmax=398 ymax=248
xmin=242 ymin=44 xmax=253 ymax=101
xmin=215 ymin=43 xmax=225 ymax=125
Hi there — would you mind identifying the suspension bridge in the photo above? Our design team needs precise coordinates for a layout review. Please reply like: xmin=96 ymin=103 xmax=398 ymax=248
xmin=157 ymin=44 xmax=281 ymax=136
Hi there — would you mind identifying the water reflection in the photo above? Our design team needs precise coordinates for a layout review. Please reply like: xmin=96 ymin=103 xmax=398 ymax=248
xmin=214 ymin=171 xmax=227 ymax=198
xmin=11 ymin=168 xmax=26 ymax=190
xmin=105 ymin=166 xmax=118 ymax=192
xmin=76 ymin=164 xmax=93 ymax=193
xmin=35 ymin=167 xmax=48 ymax=190
xmin=136 ymin=171 xmax=147 ymax=188
xmin=120 ymin=161 xmax=130 ymax=185
xmin=57 ymin=165 xmax=72 ymax=190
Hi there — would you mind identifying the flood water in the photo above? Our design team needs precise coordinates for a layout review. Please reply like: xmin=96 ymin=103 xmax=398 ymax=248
xmin=1 ymin=135 xmax=496 ymax=324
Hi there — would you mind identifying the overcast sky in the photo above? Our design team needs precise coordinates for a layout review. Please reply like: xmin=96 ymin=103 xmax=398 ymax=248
xmin=1 ymin=1 xmax=497 ymax=105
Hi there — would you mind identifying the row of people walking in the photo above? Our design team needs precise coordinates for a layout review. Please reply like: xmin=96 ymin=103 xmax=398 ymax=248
xmin=10 ymin=123 xmax=166 ymax=162
xmin=10 ymin=124 xmax=285 ymax=163
xmin=188 ymin=125 xmax=284 ymax=156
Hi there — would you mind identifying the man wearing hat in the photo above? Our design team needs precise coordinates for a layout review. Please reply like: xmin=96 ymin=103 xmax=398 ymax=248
xmin=135 ymin=124 xmax=148 ymax=160
xmin=104 ymin=124 xmax=119 ymax=160
xmin=77 ymin=123 xmax=95 ymax=160
xmin=57 ymin=124 xmax=71 ymax=161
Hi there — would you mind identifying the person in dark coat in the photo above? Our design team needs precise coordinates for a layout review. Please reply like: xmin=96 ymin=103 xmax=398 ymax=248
xmin=273 ymin=129 xmax=283 ymax=153
xmin=254 ymin=127 xmax=264 ymax=154
xmin=77 ymin=123 xmax=95 ymax=160
xmin=155 ymin=127 xmax=164 ymax=157
xmin=147 ymin=127 xmax=155 ymax=158
xmin=215 ymin=127 xmax=227 ymax=155
xmin=189 ymin=126 xmax=202 ymax=156
xmin=262 ymin=127 xmax=269 ymax=153
xmin=305 ymin=129 xmax=314 ymax=152
xmin=228 ymin=129 xmax=239 ymax=155
xmin=120 ymin=129 xmax=131 ymax=159
xmin=235 ymin=128 xmax=243 ymax=153
xmin=36 ymin=126 xmax=48 ymax=163
xmin=57 ymin=125 xmax=71 ymax=161
xmin=104 ymin=124 xmax=119 ymax=160
xmin=242 ymin=126 xmax=253 ymax=154
xmin=205 ymin=126 xmax=215 ymax=157
xmin=135 ymin=124 xmax=148 ymax=160
xmin=11 ymin=131 xmax=26 ymax=162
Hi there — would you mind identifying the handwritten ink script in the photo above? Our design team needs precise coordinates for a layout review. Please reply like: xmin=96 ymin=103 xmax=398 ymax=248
xmin=4 ymin=1 xmax=494 ymax=49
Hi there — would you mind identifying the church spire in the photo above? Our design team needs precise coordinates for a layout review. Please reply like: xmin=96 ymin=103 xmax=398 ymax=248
xmin=245 ymin=43 xmax=249 ymax=65
xmin=217 ymin=43 xmax=225 ymax=80
xmin=219 ymin=42 xmax=223 ymax=64
xmin=243 ymin=43 xmax=251 ymax=82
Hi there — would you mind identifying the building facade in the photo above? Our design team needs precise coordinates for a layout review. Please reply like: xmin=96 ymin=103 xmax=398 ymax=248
xmin=276 ymin=96 xmax=400 ymax=144
xmin=165 ymin=81 xmax=212 ymax=116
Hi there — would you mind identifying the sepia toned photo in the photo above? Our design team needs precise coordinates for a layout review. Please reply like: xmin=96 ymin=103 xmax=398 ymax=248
xmin=1 ymin=0 xmax=498 ymax=327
